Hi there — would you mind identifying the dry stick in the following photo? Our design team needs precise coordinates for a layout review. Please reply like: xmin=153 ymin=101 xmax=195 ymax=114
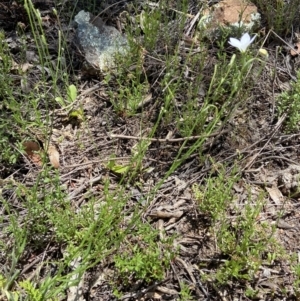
xmin=110 ymin=128 xmax=228 ymax=143
xmin=20 ymin=245 xmax=56 ymax=277
xmin=188 ymin=120 xmax=286 ymax=185
xmin=20 ymin=255 xmax=44 ymax=276
xmin=156 ymin=286 xmax=178 ymax=295
xmin=211 ymin=283 xmax=228 ymax=301
xmin=271 ymin=45 xmax=280 ymax=118
xmin=61 ymin=155 xmax=171 ymax=180
xmin=185 ymin=10 xmax=201 ymax=36
xmin=175 ymin=257 xmax=197 ymax=284
xmin=78 ymin=82 xmax=102 ymax=97
xmin=149 ymin=210 xmax=184 ymax=219
xmin=255 ymin=155 xmax=300 ymax=166
xmin=271 ymin=29 xmax=300 ymax=56
xmin=258 ymin=29 xmax=277 ymax=118
xmin=62 ymin=156 xmax=132 ymax=169
xmin=150 ymin=57 xmax=167 ymax=88
xmin=120 ymin=279 xmax=168 ymax=300
xmin=276 ymin=133 xmax=300 ymax=142
xmin=170 ymin=262 xmax=181 ymax=292
xmin=243 ymin=113 xmax=286 ymax=171
xmin=97 ymin=0 xmax=128 ymax=17
xmin=66 ymin=175 xmax=102 ymax=201
xmin=110 ymin=133 xmax=201 ymax=142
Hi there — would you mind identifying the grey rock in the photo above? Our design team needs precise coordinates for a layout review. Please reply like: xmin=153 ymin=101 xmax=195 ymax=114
xmin=75 ymin=10 xmax=128 ymax=71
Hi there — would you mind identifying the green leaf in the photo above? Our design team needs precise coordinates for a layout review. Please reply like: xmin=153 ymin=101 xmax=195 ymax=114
xmin=69 ymin=109 xmax=84 ymax=121
xmin=67 ymin=84 xmax=77 ymax=102
xmin=55 ymin=96 xmax=65 ymax=106
xmin=110 ymin=164 xmax=130 ymax=174
xmin=106 ymin=157 xmax=129 ymax=174
xmin=106 ymin=158 xmax=116 ymax=170
xmin=19 ymin=279 xmax=42 ymax=301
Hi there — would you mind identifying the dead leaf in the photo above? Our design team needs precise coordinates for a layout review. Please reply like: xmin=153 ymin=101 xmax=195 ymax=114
xmin=137 ymin=93 xmax=152 ymax=109
xmin=174 ymin=176 xmax=187 ymax=192
xmin=47 ymin=145 xmax=60 ymax=168
xmin=266 ymin=186 xmax=283 ymax=205
xmin=20 ymin=62 xmax=33 ymax=72
xmin=23 ymin=141 xmax=42 ymax=166
xmin=11 ymin=60 xmax=33 ymax=73
xmin=290 ymin=42 xmax=300 ymax=56
xmin=144 ymin=291 xmax=163 ymax=299
xmin=11 ymin=59 xmax=19 ymax=70
xmin=275 ymin=219 xmax=296 ymax=230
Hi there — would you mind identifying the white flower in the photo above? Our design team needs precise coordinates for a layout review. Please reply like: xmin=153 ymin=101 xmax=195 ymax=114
xmin=228 ymin=33 xmax=256 ymax=53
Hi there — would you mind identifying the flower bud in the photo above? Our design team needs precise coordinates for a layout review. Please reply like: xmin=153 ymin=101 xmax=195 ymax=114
xmin=258 ymin=48 xmax=268 ymax=58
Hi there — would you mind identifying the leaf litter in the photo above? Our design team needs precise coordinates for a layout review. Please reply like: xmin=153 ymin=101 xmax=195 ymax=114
xmin=1 ymin=0 xmax=300 ymax=300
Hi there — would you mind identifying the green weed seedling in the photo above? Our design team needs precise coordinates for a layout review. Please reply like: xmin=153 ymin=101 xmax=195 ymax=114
xmin=109 ymin=79 xmax=150 ymax=116
xmin=277 ymin=69 xmax=300 ymax=132
xmin=55 ymin=84 xmax=78 ymax=107
xmin=0 ymin=273 xmax=20 ymax=301
xmin=193 ymin=165 xmax=240 ymax=223
xmin=292 ymin=263 xmax=300 ymax=296
xmin=0 ymin=31 xmax=21 ymax=164
xmin=19 ymin=280 xmax=43 ymax=301
xmin=114 ymin=223 xmax=176 ymax=286
xmin=193 ymin=165 xmax=284 ymax=286
xmin=179 ymin=282 xmax=193 ymax=301
xmin=215 ymin=200 xmax=267 ymax=283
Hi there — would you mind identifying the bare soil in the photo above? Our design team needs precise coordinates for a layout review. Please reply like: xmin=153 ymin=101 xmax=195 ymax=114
xmin=1 ymin=0 xmax=300 ymax=300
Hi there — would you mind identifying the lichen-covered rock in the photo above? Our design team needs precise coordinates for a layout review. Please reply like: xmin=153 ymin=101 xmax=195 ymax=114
xmin=75 ymin=10 xmax=128 ymax=71
xmin=199 ymin=0 xmax=260 ymax=38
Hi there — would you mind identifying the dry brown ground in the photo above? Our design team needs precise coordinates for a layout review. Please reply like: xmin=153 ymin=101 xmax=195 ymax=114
xmin=1 ymin=0 xmax=300 ymax=300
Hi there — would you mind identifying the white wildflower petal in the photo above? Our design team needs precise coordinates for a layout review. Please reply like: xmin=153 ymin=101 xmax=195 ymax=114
xmin=228 ymin=38 xmax=242 ymax=48
xmin=249 ymin=34 xmax=257 ymax=44
xmin=229 ymin=32 xmax=256 ymax=53
xmin=240 ymin=33 xmax=251 ymax=45
xmin=241 ymin=44 xmax=248 ymax=52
